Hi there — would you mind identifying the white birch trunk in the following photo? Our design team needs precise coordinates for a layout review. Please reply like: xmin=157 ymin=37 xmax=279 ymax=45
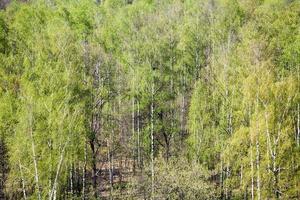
xmin=225 ymin=163 xmax=229 ymax=200
xmin=49 ymin=140 xmax=69 ymax=200
xmin=256 ymin=98 xmax=261 ymax=200
xmin=248 ymin=106 xmax=254 ymax=200
xmin=132 ymin=96 xmax=135 ymax=173
xmin=297 ymin=104 xmax=299 ymax=147
xmin=137 ymin=101 xmax=140 ymax=168
xmin=70 ymin=165 xmax=73 ymax=197
xmin=256 ymin=137 xmax=261 ymax=200
xmin=82 ymin=142 xmax=87 ymax=200
xmin=18 ymin=160 xmax=27 ymax=200
xmin=220 ymin=158 xmax=223 ymax=197
xmin=250 ymin=140 xmax=254 ymax=200
xmin=29 ymin=108 xmax=41 ymax=200
xmin=151 ymin=81 xmax=155 ymax=199
xmin=240 ymin=164 xmax=243 ymax=186
xmin=107 ymin=140 xmax=113 ymax=200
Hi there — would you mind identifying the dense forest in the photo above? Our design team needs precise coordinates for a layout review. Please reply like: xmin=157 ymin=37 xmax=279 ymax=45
xmin=0 ymin=0 xmax=299 ymax=199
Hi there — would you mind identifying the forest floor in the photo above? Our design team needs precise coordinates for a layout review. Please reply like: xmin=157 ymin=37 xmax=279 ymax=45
xmin=97 ymin=157 xmax=143 ymax=199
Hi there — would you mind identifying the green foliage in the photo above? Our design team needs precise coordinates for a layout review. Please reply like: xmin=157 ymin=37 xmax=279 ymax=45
xmin=0 ymin=0 xmax=299 ymax=199
xmin=129 ymin=156 xmax=215 ymax=199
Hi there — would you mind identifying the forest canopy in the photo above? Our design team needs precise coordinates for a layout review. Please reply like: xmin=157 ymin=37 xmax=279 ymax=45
xmin=0 ymin=0 xmax=299 ymax=199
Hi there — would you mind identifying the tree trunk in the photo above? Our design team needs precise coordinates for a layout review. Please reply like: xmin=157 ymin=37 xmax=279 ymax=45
xmin=28 ymin=107 xmax=41 ymax=200
xmin=70 ymin=164 xmax=73 ymax=197
xmin=18 ymin=160 xmax=27 ymax=200
xmin=256 ymin=137 xmax=261 ymax=200
xmin=132 ymin=97 xmax=136 ymax=174
xmin=250 ymin=140 xmax=254 ymax=200
xmin=82 ymin=142 xmax=87 ymax=200
xmin=297 ymin=104 xmax=299 ymax=147
xmin=107 ymin=140 xmax=113 ymax=200
xmin=255 ymin=98 xmax=261 ymax=200
xmin=220 ymin=158 xmax=224 ymax=199
xmin=137 ymin=101 xmax=141 ymax=168
xmin=150 ymin=81 xmax=155 ymax=199
xmin=90 ymin=139 xmax=98 ymax=198
xmin=0 ymin=139 xmax=8 ymax=200
xmin=49 ymin=139 xmax=69 ymax=200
